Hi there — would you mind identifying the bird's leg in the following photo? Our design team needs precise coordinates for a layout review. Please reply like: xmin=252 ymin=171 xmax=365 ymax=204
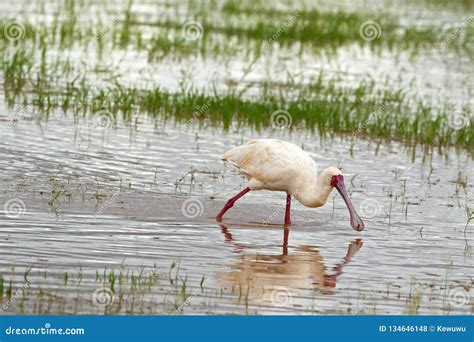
xmin=282 ymin=225 xmax=289 ymax=256
xmin=216 ymin=187 xmax=251 ymax=221
xmin=284 ymin=193 xmax=292 ymax=225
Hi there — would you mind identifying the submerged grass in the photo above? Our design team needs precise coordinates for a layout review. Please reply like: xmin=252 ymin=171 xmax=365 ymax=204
xmin=1 ymin=15 xmax=473 ymax=153
xmin=146 ymin=8 xmax=473 ymax=51
xmin=3 ymin=52 xmax=472 ymax=151
xmin=0 ymin=1 xmax=472 ymax=60
xmin=0 ymin=1 xmax=472 ymax=151
xmin=0 ymin=262 xmax=211 ymax=315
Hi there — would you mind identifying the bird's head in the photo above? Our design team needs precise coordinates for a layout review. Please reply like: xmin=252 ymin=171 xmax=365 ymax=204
xmin=325 ymin=167 xmax=365 ymax=231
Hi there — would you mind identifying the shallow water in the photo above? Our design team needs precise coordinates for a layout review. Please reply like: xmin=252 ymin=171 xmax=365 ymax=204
xmin=1 ymin=0 xmax=473 ymax=107
xmin=0 ymin=0 xmax=472 ymax=315
xmin=0 ymin=106 xmax=472 ymax=314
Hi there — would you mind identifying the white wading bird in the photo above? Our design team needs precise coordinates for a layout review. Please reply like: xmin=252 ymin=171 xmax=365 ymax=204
xmin=216 ymin=139 xmax=365 ymax=231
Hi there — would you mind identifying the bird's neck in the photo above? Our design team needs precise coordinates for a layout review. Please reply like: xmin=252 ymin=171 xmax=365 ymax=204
xmin=295 ymin=174 xmax=333 ymax=208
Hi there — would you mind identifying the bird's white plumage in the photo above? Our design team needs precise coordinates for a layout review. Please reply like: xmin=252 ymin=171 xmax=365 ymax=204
xmin=216 ymin=139 xmax=364 ymax=231
xmin=221 ymin=139 xmax=320 ymax=197
xmin=219 ymin=139 xmax=365 ymax=230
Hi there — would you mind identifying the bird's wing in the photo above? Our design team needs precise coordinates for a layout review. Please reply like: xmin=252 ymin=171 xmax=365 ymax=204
xmin=221 ymin=139 xmax=314 ymax=185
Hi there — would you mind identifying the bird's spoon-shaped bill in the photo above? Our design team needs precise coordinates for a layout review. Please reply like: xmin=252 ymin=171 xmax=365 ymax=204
xmin=331 ymin=175 xmax=365 ymax=231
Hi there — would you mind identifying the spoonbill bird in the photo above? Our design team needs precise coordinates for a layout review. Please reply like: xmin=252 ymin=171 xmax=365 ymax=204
xmin=216 ymin=139 xmax=365 ymax=231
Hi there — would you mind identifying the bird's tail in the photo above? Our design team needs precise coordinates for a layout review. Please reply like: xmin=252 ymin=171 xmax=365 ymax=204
xmin=220 ymin=141 xmax=257 ymax=173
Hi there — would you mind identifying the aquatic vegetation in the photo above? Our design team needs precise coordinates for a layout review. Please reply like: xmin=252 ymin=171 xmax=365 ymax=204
xmin=4 ymin=69 xmax=472 ymax=150
xmin=1 ymin=0 xmax=471 ymax=151
xmin=1 ymin=48 xmax=33 ymax=95
xmin=0 ymin=0 xmax=472 ymax=317
xmin=1 ymin=1 xmax=472 ymax=61
xmin=0 ymin=262 xmax=213 ymax=315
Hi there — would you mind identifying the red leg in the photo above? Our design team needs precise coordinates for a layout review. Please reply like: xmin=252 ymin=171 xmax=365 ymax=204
xmin=282 ymin=225 xmax=289 ymax=256
xmin=285 ymin=193 xmax=291 ymax=225
xmin=216 ymin=187 xmax=251 ymax=221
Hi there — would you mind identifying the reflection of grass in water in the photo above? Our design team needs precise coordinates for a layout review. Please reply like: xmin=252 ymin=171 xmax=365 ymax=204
xmin=405 ymin=280 xmax=422 ymax=314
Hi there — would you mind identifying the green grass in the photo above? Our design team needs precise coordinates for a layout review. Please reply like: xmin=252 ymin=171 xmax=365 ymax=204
xmin=0 ymin=1 xmax=472 ymax=151
xmin=1 ymin=3 xmax=472 ymax=59
xmin=0 ymin=262 xmax=211 ymax=315
xmin=3 ymin=57 xmax=472 ymax=151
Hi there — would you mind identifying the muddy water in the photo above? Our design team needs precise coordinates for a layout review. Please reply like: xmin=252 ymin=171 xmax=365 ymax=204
xmin=0 ymin=104 xmax=472 ymax=315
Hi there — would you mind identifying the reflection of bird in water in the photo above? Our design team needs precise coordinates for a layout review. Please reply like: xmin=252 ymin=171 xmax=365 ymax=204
xmin=218 ymin=224 xmax=363 ymax=307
